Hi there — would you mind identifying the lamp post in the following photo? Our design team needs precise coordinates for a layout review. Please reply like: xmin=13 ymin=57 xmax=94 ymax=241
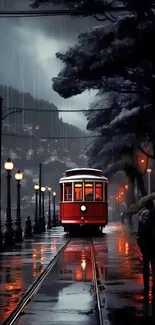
xmin=33 ymin=184 xmax=39 ymax=234
xmin=0 ymin=97 xmax=3 ymax=249
xmin=41 ymin=186 xmax=46 ymax=232
xmin=147 ymin=168 xmax=152 ymax=195
xmin=14 ymin=170 xmax=23 ymax=243
xmin=3 ymin=158 xmax=14 ymax=246
xmin=38 ymin=163 xmax=42 ymax=233
xmin=0 ymin=98 xmax=22 ymax=249
xmin=52 ymin=191 xmax=56 ymax=227
xmin=47 ymin=187 xmax=52 ymax=229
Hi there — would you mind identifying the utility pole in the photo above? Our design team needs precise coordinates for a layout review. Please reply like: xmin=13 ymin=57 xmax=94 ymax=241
xmin=38 ymin=163 xmax=42 ymax=232
xmin=0 ymin=96 xmax=3 ymax=248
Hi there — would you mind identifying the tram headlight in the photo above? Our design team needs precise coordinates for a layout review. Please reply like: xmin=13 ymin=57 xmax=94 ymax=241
xmin=81 ymin=205 xmax=87 ymax=212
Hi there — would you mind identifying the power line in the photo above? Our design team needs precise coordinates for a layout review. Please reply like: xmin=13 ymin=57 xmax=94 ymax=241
xmin=2 ymin=105 xmax=127 ymax=113
xmin=0 ymin=7 xmax=128 ymax=18
xmin=2 ymin=132 xmax=99 ymax=139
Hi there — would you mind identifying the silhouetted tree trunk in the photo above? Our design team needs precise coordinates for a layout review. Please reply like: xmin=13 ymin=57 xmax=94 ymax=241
xmin=135 ymin=169 xmax=146 ymax=197
xmin=124 ymin=167 xmax=136 ymax=208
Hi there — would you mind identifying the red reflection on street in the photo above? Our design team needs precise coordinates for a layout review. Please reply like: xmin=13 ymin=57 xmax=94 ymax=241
xmin=31 ymin=246 xmax=44 ymax=278
xmin=51 ymin=244 xmax=57 ymax=251
xmin=0 ymin=256 xmax=24 ymax=324
xmin=61 ymin=244 xmax=93 ymax=282
xmin=75 ymin=269 xmax=82 ymax=281
xmin=117 ymin=235 xmax=129 ymax=255
xmin=116 ymin=231 xmax=145 ymax=288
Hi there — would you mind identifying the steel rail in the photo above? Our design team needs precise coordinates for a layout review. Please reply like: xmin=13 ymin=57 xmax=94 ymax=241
xmin=90 ymin=240 xmax=104 ymax=325
xmin=2 ymin=238 xmax=71 ymax=325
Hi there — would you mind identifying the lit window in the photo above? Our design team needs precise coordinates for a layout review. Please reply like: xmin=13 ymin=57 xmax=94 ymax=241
xmin=64 ymin=183 xmax=72 ymax=201
xmin=95 ymin=183 xmax=103 ymax=201
xmin=84 ymin=183 xmax=93 ymax=201
xmin=74 ymin=183 xmax=83 ymax=201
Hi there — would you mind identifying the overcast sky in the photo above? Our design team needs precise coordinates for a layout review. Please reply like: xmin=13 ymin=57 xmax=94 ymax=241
xmin=0 ymin=0 xmax=103 ymax=129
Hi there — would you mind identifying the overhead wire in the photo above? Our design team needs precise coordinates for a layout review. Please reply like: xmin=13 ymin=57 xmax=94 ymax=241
xmin=0 ymin=7 xmax=130 ymax=18
xmin=2 ymin=132 xmax=101 ymax=139
xmin=2 ymin=105 xmax=131 ymax=112
xmin=1 ymin=104 xmax=141 ymax=139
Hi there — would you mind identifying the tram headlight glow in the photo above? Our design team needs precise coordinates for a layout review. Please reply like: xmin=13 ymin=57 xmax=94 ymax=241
xmin=81 ymin=205 xmax=87 ymax=212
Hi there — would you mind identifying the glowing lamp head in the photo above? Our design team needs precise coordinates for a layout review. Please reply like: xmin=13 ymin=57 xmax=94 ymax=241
xmin=34 ymin=183 xmax=39 ymax=190
xmin=15 ymin=170 xmax=23 ymax=181
xmin=4 ymin=157 xmax=13 ymax=171
xmin=147 ymin=168 xmax=152 ymax=173
xmin=81 ymin=259 xmax=86 ymax=270
xmin=41 ymin=186 xmax=46 ymax=192
xmin=53 ymin=191 xmax=56 ymax=196
xmin=48 ymin=187 xmax=52 ymax=191
xmin=81 ymin=205 xmax=87 ymax=212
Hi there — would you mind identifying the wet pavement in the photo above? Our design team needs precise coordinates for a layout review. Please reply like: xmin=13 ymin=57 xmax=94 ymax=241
xmin=93 ymin=223 xmax=154 ymax=324
xmin=1 ymin=223 xmax=154 ymax=325
xmin=16 ymin=238 xmax=97 ymax=325
xmin=0 ymin=227 xmax=68 ymax=324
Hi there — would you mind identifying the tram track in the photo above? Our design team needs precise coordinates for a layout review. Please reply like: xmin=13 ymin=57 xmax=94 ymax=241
xmin=2 ymin=237 xmax=106 ymax=325
xmin=2 ymin=238 xmax=71 ymax=325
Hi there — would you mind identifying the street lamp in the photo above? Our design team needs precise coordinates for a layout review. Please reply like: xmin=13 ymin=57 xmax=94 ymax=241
xmin=14 ymin=170 xmax=23 ymax=243
xmin=47 ymin=187 xmax=52 ymax=229
xmin=0 ymin=98 xmax=22 ymax=249
xmin=41 ymin=186 xmax=46 ymax=232
xmin=33 ymin=184 xmax=39 ymax=234
xmin=147 ymin=168 xmax=152 ymax=195
xmin=52 ymin=191 xmax=56 ymax=227
xmin=3 ymin=158 xmax=14 ymax=246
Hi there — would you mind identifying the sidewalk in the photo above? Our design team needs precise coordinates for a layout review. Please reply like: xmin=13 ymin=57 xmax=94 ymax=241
xmin=94 ymin=224 xmax=147 ymax=325
xmin=0 ymin=227 xmax=67 ymax=325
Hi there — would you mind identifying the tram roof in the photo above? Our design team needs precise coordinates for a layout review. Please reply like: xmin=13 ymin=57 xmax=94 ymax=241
xmin=59 ymin=174 xmax=108 ymax=183
xmin=65 ymin=167 xmax=103 ymax=174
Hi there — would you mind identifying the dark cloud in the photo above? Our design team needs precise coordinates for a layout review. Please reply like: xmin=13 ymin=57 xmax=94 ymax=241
xmin=0 ymin=0 xmax=105 ymax=127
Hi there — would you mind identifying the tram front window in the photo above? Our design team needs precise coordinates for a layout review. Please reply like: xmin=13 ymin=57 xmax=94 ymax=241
xmin=95 ymin=183 xmax=103 ymax=201
xmin=74 ymin=183 xmax=83 ymax=201
xmin=84 ymin=183 xmax=93 ymax=201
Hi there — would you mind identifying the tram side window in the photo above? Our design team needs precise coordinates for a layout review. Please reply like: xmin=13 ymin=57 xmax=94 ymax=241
xmin=60 ymin=184 xmax=63 ymax=201
xmin=64 ymin=183 xmax=72 ymax=201
xmin=105 ymin=182 xmax=108 ymax=202
xmin=95 ymin=183 xmax=103 ymax=201
xmin=84 ymin=183 xmax=93 ymax=201
xmin=74 ymin=183 xmax=83 ymax=201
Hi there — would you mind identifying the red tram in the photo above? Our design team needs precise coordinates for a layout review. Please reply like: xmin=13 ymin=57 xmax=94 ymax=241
xmin=59 ymin=168 xmax=108 ymax=233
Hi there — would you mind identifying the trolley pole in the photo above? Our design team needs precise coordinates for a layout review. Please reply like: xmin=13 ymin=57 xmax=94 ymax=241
xmin=38 ymin=163 xmax=42 ymax=233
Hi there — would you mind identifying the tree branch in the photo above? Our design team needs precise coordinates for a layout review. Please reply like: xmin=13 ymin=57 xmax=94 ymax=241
xmin=103 ymin=12 xmax=116 ymax=22
xmin=93 ymin=14 xmax=107 ymax=21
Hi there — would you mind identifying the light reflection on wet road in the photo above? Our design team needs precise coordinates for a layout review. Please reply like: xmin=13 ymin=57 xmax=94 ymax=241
xmin=16 ymin=238 xmax=97 ymax=325
xmin=0 ymin=228 xmax=67 ymax=324
xmin=93 ymin=223 xmax=154 ymax=324
xmin=13 ymin=223 xmax=154 ymax=325
xmin=1 ymin=223 xmax=154 ymax=325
